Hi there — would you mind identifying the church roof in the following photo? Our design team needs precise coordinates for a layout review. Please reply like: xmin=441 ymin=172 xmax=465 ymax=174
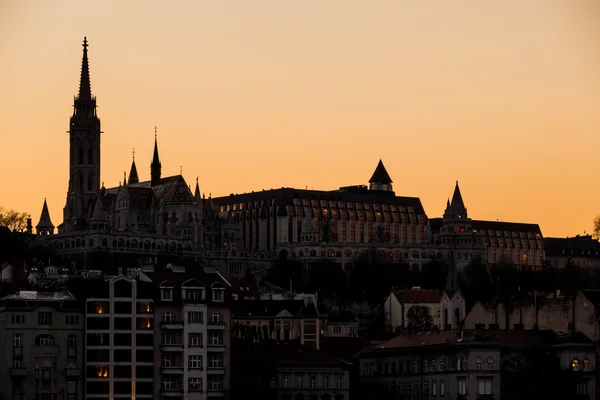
xmin=128 ymin=160 xmax=139 ymax=184
xmin=77 ymin=37 xmax=92 ymax=101
xmin=103 ymin=175 xmax=195 ymax=208
xmin=369 ymin=159 xmax=393 ymax=184
xmin=36 ymin=199 xmax=54 ymax=230
xmin=90 ymin=195 xmax=106 ymax=221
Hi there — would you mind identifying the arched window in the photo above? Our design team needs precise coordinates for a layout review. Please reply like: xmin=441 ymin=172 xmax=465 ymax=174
xmin=88 ymin=147 xmax=93 ymax=165
xmin=572 ymin=358 xmax=580 ymax=371
xmin=412 ymin=251 xmax=419 ymax=259
xmin=487 ymin=357 xmax=494 ymax=370
xmin=36 ymin=334 xmax=55 ymax=346
xmin=162 ymin=310 xmax=175 ymax=322
xmin=210 ymin=311 xmax=223 ymax=323
xmin=583 ymin=358 xmax=591 ymax=371
xmin=88 ymin=174 xmax=93 ymax=191
xmin=78 ymin=147 xmax=83 ymax=165
xmin=188 ymin=211 xmax=193 ymax=223
xmin=476 ymin=358 xmax=482 ymax=370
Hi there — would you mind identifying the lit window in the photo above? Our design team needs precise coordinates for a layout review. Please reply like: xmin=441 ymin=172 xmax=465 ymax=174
xmin=572 ymin=359 xmax=580 ymax=371
xmin=96 ymin=366 xmax=108 ymax=377
xmin=95 ymin=302 xmax=105 ymax=314
xmin=583 ymin=358 xmax=591 ymax=371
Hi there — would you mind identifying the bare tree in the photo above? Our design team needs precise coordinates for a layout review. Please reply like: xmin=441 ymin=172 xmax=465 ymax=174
xmin=0 ymin=206 xmax=29 ymax=231
xmin=593 ymin=215 xmax=600 ymax=240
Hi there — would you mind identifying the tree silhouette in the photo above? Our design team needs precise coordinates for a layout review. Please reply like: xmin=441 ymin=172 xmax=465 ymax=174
xmin=406 ymin=305 xmax=433 ymax=333
xmin=0 ymin=206 xmax=29 ymax=231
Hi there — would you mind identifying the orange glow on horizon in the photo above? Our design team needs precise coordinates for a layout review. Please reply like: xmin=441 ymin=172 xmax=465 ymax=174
xmin=0 ymin=1 xmax=599 ymax=238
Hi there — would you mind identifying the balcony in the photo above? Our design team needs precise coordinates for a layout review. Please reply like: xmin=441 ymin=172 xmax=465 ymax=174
xmin=160 ymin=389 xmax=184 ymax=397
xmin=10 ymin=367 xmax=27 ymax=376
xmin=65 ymin=367 xmax=81 ymax=377
xmin=160 ymin=343 xmax=184 ymax=352
xmin=160 ymin=320 xmax=184 ymax=330
xmin=207 ymin=321 xmax=226 ymax=330
xmin=160 ymin=366 xmax=184 ymax=375
xmin=207 ymin=367 xmax=225 ymax=375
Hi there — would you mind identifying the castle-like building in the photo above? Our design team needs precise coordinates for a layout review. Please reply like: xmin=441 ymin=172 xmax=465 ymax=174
xmin=34 ymin=38 xmax=544 ymax=278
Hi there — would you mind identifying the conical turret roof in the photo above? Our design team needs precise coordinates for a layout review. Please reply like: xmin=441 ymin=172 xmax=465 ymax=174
xmin=36 ymin=199 xmax=54 ymax=231
xmin=77 ymin=37 xmax=92 ymax=101
xmin=129 ymin=160 xmax=139 ymax=184
xmin=194 ymin=177 xmax=201 ymax=203
xmin=90 ymin=196 xmax=107 ymax=221
xmin=369 ymin=159 xmax=393 ymax=184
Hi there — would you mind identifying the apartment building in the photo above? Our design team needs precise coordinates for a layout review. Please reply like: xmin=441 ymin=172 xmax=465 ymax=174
xmin=150 ymin=265 xmax=232 ymax=398
xmin=0 ymin=289 xmax=84 ymax=400
xmin=67 ymin=274 xmax=155 ymax=399
xmin=359 ymin=330 xmax=595 ymax=399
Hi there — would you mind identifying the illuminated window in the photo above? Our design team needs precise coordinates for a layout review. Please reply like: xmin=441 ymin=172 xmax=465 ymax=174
xmin=96 ymin=366 xmax=108 ymax=377
xmin=572 ymin=359 xmax=580 ymax=371
xmin=583 ymin=358 xmax=591 ymax=371
xmin=139 ymin=302 xmax=151 ymax=313
xmin=95 ymin=302 xmax=105 ymax=314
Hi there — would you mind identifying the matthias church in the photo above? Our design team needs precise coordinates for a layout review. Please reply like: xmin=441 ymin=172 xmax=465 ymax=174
xmin=34 ymin=38 xmax=544 ymax=279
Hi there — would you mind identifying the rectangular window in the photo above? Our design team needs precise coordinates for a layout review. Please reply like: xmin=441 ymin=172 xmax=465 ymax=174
xmin=209 ymin=376 xmax=223 ymax=390
xmin=209 ymin=354 xmax=223 ymax=368
xmin=297 ymin=376 xmax=303 ymax=388
xmin=188 ymin=311 xmax=203 ymax=324
xmin=13 ymin=334 xmax=23 ymax=348
xmin=38 ymin=312 xmax=52 ymax=325
xmin=478 ymin=379 xmax=492 ymax=395
xmin=161 ymin=288 xmax=173 ymax=301
xmin=11 ymin=314 xmax=25 ymax=324
xmin=336 ymin=376 xmax=342 ymax=389
xmin=66 ymin=315 xmax=79 ymax=325
xmin=432 ymin=381 xmax=437 ymax=395
xmin=210 ymin=332 xmax=223 ymax=345
xmin=162 ymin=377 xmax=175 ymax=390
xmin=189 ymin=378 xmax=203 ymax=392
xmin=189 ymin=333 xmax=203 ymax=347
xmin=67 ymin=335 xmax=77 ymax=348
xmin=185 ymin=289 xmax=203 ymax=301
xmin=189 ymin=355 xmax=203 ymax=370
xmin=162 ymin=355 xmax=173 ymax=367
xmin=212 ymin=288 xmax=224 ymax=302
xmin=310 ymin=376 xmax=316 ymax=389
xmin=162 ymin=332 xmax=174 ymax=345
xmin=283 ymin=376 xmax=289 ymax=388
xmin=458 ymin=379 xmax=466 ymax=395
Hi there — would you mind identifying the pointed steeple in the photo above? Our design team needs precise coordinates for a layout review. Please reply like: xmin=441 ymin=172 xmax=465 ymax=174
xmin=151 ymin=127 xmax=162 ymax=185
xmin=368 ymin=159 xmax=393 ymax=192
xmin=128 ymin=148 xmax=139 ymax=184
xmin=194 ymin=177 xmax=201 ymax=203
xmin=123 ymin=171 xmax=127 ymax=186
xmin=444 ymin=181 xmax=468 ymax=219
xmin=78 ymin=37 xmax=92 ymax=101
xmin=36 ymin=198 xmax=55 ymax=235
xmin=90 ymin=196 xmax=106 ymax=221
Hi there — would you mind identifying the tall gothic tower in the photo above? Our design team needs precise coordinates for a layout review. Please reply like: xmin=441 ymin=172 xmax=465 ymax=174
xmin=63 ymin=37 xmax=101 ymax=232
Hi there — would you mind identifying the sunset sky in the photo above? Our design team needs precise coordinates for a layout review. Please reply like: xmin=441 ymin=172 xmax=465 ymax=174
xmin=0 ymin=1 xmax=599 ymax=237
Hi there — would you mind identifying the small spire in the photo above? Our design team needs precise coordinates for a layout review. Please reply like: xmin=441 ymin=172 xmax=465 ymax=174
xmin=132 ymin=147 xmax=135 ymax=161
xmin=151 ymin=128 xmax=162 ymax=185
xmin=123 ymin=171 xmax=127 ymax=186
xmin=194 ymin=177 xmax=201 ymax=202
xmin=180 ymin=166 xmax=183 ymax=175
xmin=36 ymin=198 xmax=55 ymax=234
xmin=77 ymin=37 xmax=92 ymax=101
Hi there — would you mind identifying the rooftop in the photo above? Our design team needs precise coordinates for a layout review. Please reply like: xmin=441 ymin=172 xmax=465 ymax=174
xmin=2 ymin=290 xmax=76 ymax=302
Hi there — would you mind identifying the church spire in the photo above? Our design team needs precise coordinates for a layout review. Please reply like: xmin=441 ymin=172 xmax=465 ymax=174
xmin=78 ymin=37 xmax=92 ymax=101
xmin=129 ymin=148 xmax=139 ymax=184
xmin=194 ymin=177 xmax=201 ymax=203
xmin=444 ymin=180 xmax=468 ymax=220
xmin=36 ymin=198 xmax=55 ymax=236
xmin=151 ymin=127 xmax=162 ymax=185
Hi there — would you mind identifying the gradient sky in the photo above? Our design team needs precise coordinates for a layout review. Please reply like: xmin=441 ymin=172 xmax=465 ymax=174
xmin=0 ymin=0 xmax=599 ymax=237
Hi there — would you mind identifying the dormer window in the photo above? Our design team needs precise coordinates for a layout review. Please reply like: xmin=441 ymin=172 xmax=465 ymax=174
xmin=160 ymin=281 xmax=174 ymax=301
xmin=212 ymin=283 xmax=225 ymax=302
xmin=182 ymin=279 xmax=206 ymax=302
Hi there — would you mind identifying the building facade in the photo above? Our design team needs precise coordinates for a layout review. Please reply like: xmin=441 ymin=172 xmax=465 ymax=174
xmin=67 ymin=274 xmax=155 ymax=399
xmin=151 ymin=265 xmax=232 ymax=398
xmin=0 ymin=290 xmax=84 ymax=400
xmin=544 ymin=235 xmax=600 ymax=269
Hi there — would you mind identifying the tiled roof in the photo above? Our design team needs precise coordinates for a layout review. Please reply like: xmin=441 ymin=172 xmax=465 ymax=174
xmin=213 ymin=187 xmax=426 ymax=215
xmin=366 ymin=329 xmax=562 ymax=352
xmin=472 ymin=220 xmax=542 ymax=235
xmin=393 ymin=289 xmax=444 ymax=304
xmin=545 ymin=237 xmax=600 ymax=257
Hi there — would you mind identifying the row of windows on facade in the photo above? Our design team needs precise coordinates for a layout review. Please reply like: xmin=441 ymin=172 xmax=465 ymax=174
xmin=159 ymin=282 xmax=225 ymax=302
xmin=366 ymin=356 xmax=495 ymax=376
xmin=11 ymin=312 xmax=79 ymax=325
xmin=162 ymin=310 xmax=224 ymax=324
xmin=160 ymin=353 xmax=224 ymax=369
xmin=12 ymin=380 xmax=77 ymax=400
xmin=12 ymin=333 xmax=77 ymax=348
xmin=161 ymin=331 xmax=224 ymax=346
xmin=161 ymin=376 xmax=223 ymax=391
xmin=72 ymin=147 xmax=97 ymax=166
xmin=280 ymin=375 xmax=345 ymax=389
xmin=53 ymin=238 xmax=194 ymax=251
xmin=376 ymin=378 xmax=493 ymax=397
xmin=221 ymin=201 xmax=418 ymax=213
xmin=91 ymin=301 xmax=151 ymax=314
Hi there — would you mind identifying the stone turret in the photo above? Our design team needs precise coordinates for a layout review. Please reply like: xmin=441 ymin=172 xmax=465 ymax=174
xmin=36 ymin=199 xmax=55 ymax=236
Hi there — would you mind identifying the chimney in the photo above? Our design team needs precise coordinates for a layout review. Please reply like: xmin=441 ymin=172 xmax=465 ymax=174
xmin=26 ymin=218 xmax=33 ymax=234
